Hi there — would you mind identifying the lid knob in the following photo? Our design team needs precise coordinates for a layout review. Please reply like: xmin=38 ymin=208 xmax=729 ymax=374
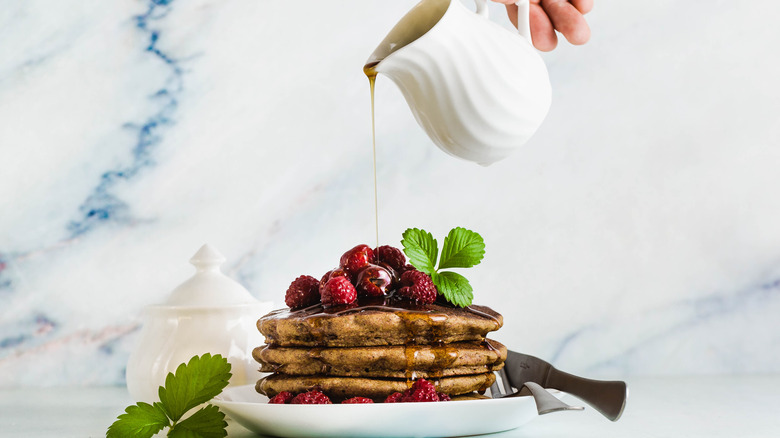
xmin=189 ymin=244 xmax=226 ymax=272
xmin=163 ymin=243 xmax=258 ymax=306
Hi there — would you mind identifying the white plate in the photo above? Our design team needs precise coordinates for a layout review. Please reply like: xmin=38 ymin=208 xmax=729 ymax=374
xmin=212 ymin=384 xmax=555 ymax=438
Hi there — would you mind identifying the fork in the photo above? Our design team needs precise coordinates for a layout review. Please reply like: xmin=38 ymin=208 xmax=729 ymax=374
xmin=490 ymin=350 xmax=628 ymax=421
xmin=490 ymin=368 xmax=585 ymax=416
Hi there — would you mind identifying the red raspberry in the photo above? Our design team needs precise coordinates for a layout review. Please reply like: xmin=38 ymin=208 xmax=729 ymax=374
xmin=375 ymin=262 xmax=400 ymax=288
xmin=342 ymin=397 xmax=374 ymax=404
xmin=355 ymin=264 xmax=392 ymax=297
xmin=401 ymin=379 xmax=440 ymax=403
xmin=284 ymin=275 xmax=320 ymax=309
xmin=291 ymin=390 xmax=332 ymax=404
xmin=374 ymin=245 xmax=406 ymax=272
xmin=268 ymin=391 xmax=293 ymax=404
xmin=321 ymin=276 xmax=357 ymax=307
xmin=339 ymin=244 xmax=375 ymax=276
xmin=437 ymin=392 xmax=451 ymax=401
xmin=398 ymin=269 xmax=437 ymax=304
xmin=319 ymin=268 xmax=349 ymax=294
xmin=384 ymin=392 xmax=403 ymax=403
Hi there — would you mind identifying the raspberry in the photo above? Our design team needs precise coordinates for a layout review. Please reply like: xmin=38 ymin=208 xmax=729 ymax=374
xmin=319 ymin=268 xmax=349 ymax=294
xmin=355 ymin=264 xmax=392 ymax=297
xmin=375 ymin=262 xmax=399 ymax=288
xmin=374 ymin=246 xmax=406 ymax=272
xmin=398 ymin=269 xmax=438 ymax=304
xmin=321 ymin=276 xmax=357 ymax=307
xmin=291 ymin=390 xmax=332 ymax=404
xmin=384 ymin=379 xmax=445 ymax=403
xmin=285 ymin=275 xmax=320 ymax=309
xmin=384 ymin=392 xmax=403 ymax=403
xmin=401 ymin=379 xmax=440 ymax=403
xmin=342 ymin=397 xmax=374 ymax=404
xmin=340 ymin=244 xmax=375 ymax=276
xmin=268 ymin=391 xmax=293 ymax=404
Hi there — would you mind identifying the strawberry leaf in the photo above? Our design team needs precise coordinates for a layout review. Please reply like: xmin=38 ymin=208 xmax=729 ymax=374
xmin=157 ymin=354 xmax=232 ymax=422
xmin=168 ymin=404 xmax=227 ymax=438
xmin=438 ymin=227 xmax=485 ymax=269
xmin=401 ymin=228 xmax=438 ymax=274
xmin=433 ymin=271 xmax=474 ymax=307
xmin=106 ymin=401 xmax=170 ymax=438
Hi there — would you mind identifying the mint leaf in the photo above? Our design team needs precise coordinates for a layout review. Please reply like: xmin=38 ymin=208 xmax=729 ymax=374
xmin=158 ymin=353 xmax=232 ymax=422
xmin=434 ymin=271 xmax=474 ymax=308
xmin=168 ymin=405 xmax=227 ymax=438
xmin=401 ymin=228 xmax=438 ymax=274
xmin=107 ymin=401 xmax=170 ymax=438
xmin=438 ymin=227 xmax=485 ymax=269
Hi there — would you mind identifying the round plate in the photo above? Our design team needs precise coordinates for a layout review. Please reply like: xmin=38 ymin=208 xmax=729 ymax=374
xmin=213 ymin=385 xmax=551 ymax=438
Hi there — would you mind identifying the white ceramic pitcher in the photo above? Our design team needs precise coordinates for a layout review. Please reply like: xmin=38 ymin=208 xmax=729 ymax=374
xmin=366 ymin=0 xmax=551 ymax=166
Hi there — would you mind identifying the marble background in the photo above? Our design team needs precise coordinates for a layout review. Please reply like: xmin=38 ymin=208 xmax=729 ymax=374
xmin=1 ymin=0 xmax=779 ymax=387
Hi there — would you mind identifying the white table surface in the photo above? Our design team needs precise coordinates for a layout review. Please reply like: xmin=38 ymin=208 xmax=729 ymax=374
xmin=1 ymin=375 xmax=778 ymax=437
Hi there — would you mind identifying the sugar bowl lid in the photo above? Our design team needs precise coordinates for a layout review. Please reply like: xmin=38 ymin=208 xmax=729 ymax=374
xmin=163 ymin=244 xmax=257 ymax=307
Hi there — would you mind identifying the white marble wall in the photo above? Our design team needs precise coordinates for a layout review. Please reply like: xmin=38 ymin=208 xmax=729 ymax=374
xmin=1 ymin=0 xmax=779 ymax=387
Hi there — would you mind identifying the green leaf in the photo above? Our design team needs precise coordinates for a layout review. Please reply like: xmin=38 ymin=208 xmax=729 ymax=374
xmin=158 ymin=354 xmax=232 ymax=422
xmin=401 ymin=228 xmax=438 ymax=274
xmin=107 ymin=401 xmax=170 ymax=438
xmin=438 ymin=227 xmax=485 ymax=269
xmin=433 ymin=271 xmax=474 ymax=307
xmin=168 ymin=405 xmax=228 ymax=438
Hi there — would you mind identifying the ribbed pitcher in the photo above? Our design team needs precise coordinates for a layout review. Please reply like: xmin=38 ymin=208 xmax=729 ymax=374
xmin=366 ymin=0 xmax=551 ymax=166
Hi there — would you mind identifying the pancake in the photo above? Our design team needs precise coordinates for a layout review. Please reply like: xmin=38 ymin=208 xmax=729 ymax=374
xmin=450 ymin=392 xmax=491 ymax=401
xmin=258 ymin=296 xmax=502 ymax=347
xmin=254 ymin=339 xmax=507 ymax=379
xmin=260 ymin=362 xmax=504 ymax=379
xmin=256 ymin=372 xmax=497 ymax=401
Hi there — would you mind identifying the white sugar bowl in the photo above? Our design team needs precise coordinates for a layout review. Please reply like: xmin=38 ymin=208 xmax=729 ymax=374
xmin=126 ymin=244 xmax=272 ymax=403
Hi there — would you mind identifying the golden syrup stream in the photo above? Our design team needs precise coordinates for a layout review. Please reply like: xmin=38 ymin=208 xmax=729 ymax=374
xmin=365 ymin=63 xmax=380 ymax=248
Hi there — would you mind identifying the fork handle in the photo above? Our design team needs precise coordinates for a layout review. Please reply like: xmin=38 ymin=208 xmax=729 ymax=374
xmin=546 ymin=368 xmax=628 ymax=421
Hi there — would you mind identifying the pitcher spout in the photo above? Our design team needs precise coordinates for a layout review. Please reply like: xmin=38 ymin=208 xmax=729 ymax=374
xmin=364 ymin=0 xmax=451 ymax=70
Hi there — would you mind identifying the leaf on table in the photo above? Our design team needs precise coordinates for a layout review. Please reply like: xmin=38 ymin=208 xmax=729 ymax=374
xmin=106 ymin=401 xmax=170 ymax=438
xmin=158 ymin=353 xmax=232 ymax=422
xmin=168 ymin=404 xmax=228 ymax=438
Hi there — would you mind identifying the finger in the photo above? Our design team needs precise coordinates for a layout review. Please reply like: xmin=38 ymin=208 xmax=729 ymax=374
xmin=540 ymin=0 xmax=590 ymax=45
xmin=569 ymin=0 xmax=593 ymax=15
xmin=491 ymin=0 xmax=516 ymax=4
xmin=529 ymin=4 xmax=558 ymax=51
xmin=505 ymin=3 xmax=558 ymax=51
xmin=505 ymin=3 xmax=519 ymax=27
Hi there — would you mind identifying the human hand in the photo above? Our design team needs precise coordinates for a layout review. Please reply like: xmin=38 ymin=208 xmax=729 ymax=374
xmin=491 ymin=0 xmax=593 ymax=51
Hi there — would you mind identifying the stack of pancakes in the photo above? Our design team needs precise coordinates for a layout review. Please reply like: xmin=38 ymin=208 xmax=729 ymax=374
xmin=254 ymin=297 xmax=506 ymax=401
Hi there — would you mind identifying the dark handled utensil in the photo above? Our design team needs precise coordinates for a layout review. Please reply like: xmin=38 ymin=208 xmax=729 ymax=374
xmin=490 ymin=350 xmax=628 ymax=421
